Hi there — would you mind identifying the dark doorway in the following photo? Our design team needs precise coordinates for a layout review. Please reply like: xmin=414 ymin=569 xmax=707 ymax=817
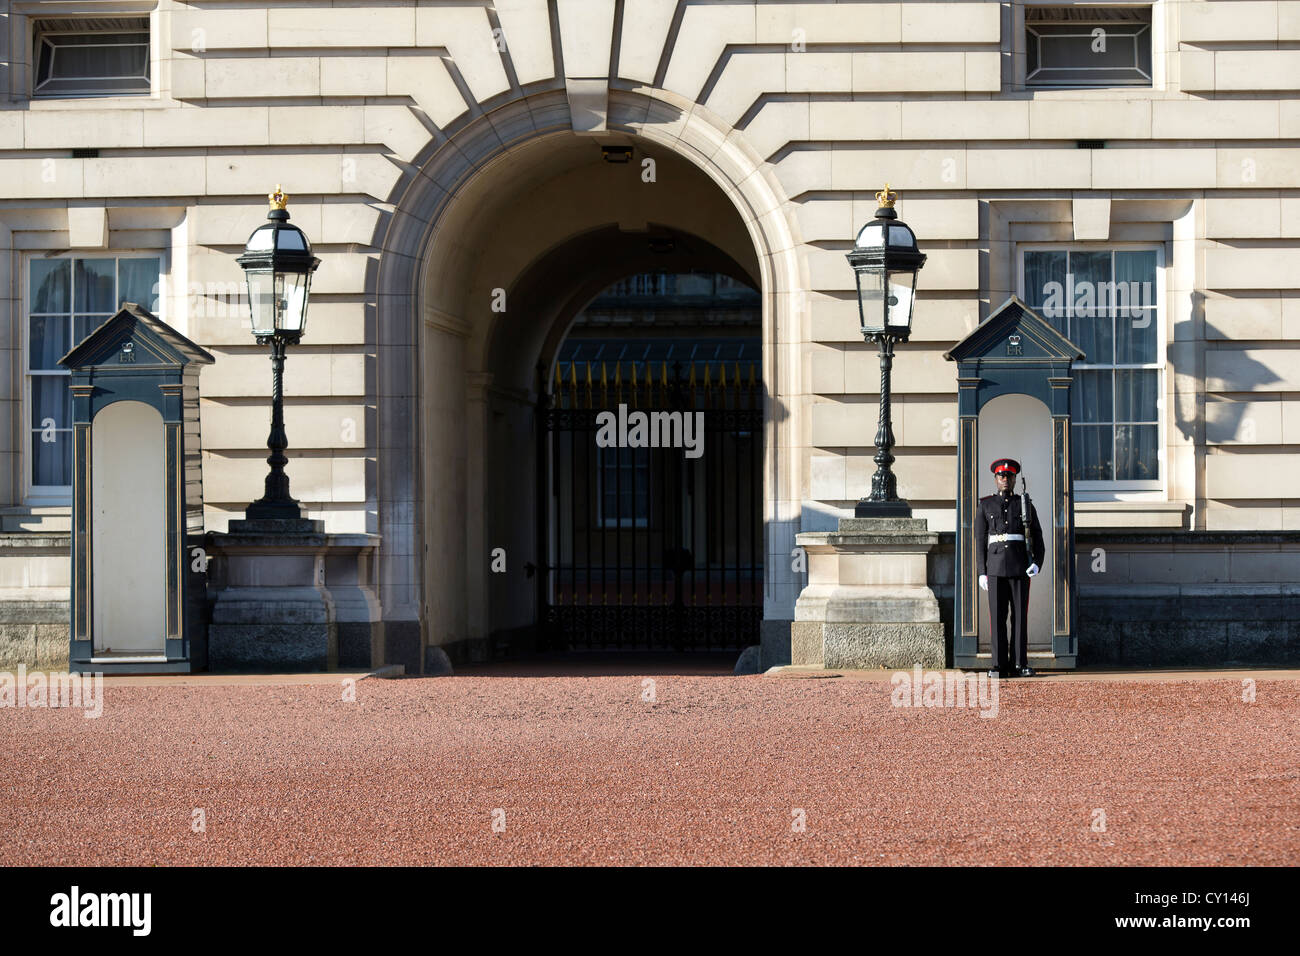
xmin=538 ymin=271 xmax=762 ymax=651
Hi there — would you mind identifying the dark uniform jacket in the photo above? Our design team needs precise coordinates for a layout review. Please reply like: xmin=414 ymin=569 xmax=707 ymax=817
xmin=975 ymin=490 xmax=1045 ymax=577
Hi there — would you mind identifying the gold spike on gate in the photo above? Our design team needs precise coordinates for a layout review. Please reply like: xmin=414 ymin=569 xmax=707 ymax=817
xmin=629 ymin=362 xmax=639 ymax=408
xmin=600 ymin=362 xmax=609 ymax=405
xmin=568 ymin=361 xmax=578 ymax=403
xmin=661 ymin=361 xmax=669 ymax=404
xmin=688 ymin=363 xmax=697 ymax=409
xmin=614 ymin=362 xmax=623 ymax=402
xmin=584 ymin=361 xmax=593 ymax=409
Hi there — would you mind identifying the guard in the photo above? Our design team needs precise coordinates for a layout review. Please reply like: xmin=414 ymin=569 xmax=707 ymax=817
xmin=975 ymin=458 xmax=1045 ymax=678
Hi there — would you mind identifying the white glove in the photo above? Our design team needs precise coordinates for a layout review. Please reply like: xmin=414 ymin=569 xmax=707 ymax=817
xmin=978 ymin=574 xmax=988 ymax=591
xmin=1027 ymin=563 xmax=1040 ymax=577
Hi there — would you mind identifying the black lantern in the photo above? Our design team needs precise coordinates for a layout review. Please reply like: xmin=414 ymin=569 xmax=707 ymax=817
xmin=845 ymin=185 xmax=927 ymax=517
xmin=237 ymin=185 xmax=319 ymax=341
xmin=848 ymin=185 xmax=926 ymax=339
xmin=235 ymin=186 xmax=320 ymax=522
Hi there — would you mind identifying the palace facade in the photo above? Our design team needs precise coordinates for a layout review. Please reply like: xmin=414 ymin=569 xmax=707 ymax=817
xmin=2 ymin=0 xmax=1298 ymax=671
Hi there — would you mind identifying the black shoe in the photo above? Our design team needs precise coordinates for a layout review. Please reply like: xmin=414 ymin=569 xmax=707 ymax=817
xmin=1018 ymin=666 xmax=1036 ymax=677
xmin=986 ymin=668 xmax=1000 ymax=679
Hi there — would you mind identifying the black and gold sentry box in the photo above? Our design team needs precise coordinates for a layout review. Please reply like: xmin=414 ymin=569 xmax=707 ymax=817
xmin=59 ymin=303 xmax=215 ymax=674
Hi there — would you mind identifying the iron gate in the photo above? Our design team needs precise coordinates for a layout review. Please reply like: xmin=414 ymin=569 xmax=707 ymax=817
xmin=539 ymin=359 xmax=763 ymax=650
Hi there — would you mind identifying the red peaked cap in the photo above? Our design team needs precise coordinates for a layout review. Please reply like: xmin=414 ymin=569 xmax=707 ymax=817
xmin=990 ymin=458 xmax=1021 ymax=475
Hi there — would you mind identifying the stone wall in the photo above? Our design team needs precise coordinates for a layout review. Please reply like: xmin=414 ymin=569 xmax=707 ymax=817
xmin=0 ymin=1 xmax=1297 ymax=664
xmin=1074 ymin=531 xmax=1300 ymax=667
xmin=0 ymin=534 xmax=68 ymax=669
xmin=927 ymin=531 xmax=1300 ymax=668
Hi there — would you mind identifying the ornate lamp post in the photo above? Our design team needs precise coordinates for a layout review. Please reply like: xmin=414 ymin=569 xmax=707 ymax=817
xmin=236 ymin=186 xmax=320 ymax=522
xmin=846 ymin=185 xmax=927 ymax=517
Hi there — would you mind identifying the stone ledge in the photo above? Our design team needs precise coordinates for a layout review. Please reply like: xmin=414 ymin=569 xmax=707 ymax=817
xmin=207 ymin=531 xmax=379 ymax=550
xmin=0 ymin=533 xmax=70 ymax=550
xmin=797 ymin=533 xmax=940 ymax=548
xmin=1075 ymin=501 xmax=1190 ymax=530
xmin=795 ymin=585 xmax=943 ymax=623
xmin=0 ymin=598 xmax=69 ymax=624
xmin=210 ymin=586 xmax=335 ymax=625
xmin=1080 ymin=584 xmax=1300 ymax=598
xmin=936 ymin=531 xmax=1300 ymax=547
xmin=836 ymin=517 xmax=931 ymax=533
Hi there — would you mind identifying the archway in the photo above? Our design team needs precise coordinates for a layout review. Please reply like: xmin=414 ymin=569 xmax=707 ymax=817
xmin=372 ymin=90 xmax=804 ymax=671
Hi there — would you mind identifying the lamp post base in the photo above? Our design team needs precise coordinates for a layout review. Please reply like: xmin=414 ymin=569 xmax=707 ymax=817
xmin=854 ymin=498 xmax=913 ymax=518
xmin=227 ymin=516 xmax=324 ymax=535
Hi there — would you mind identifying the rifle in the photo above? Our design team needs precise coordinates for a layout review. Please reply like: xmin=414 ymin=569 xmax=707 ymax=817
xmin=1020 ymin=474 xmax=1035 ymax=571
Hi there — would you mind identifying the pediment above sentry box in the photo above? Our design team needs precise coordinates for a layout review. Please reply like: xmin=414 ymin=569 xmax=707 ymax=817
xmin=59 ymin=303 xmax=214 ymax=371
xmin=943 ymin=296 xmax=1084 ymax=366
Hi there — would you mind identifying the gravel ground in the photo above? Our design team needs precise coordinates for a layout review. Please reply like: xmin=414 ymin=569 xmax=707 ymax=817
xmin=2 ymin=669 xmax=1298 ymax=866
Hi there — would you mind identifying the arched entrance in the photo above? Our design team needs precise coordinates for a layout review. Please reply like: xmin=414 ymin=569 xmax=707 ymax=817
xmin=372 ymin=90 xmax=804 ymax=671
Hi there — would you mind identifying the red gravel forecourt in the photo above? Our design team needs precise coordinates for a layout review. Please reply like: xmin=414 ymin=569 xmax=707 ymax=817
xmin=2 ymin=669 xmax=1298 ymax=866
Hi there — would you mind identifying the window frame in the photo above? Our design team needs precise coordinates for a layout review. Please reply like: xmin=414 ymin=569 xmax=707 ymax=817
xmin=1018 ymin=1 xmax=1161 ymax=92
xmin=595 ymin=445 xmax=651 ymax=530
xmin=12 ymin=2 xmax=161 ymax=103
xmin=21 ymin=251 xmax=167 ymax=504
xmin=31 ymin=20 xmax=151 ymax=98
xmin=1016 ymin=242 xmax=1167 ymax=500
xmin=1026 ymin=9 xmax=1153 ymax=89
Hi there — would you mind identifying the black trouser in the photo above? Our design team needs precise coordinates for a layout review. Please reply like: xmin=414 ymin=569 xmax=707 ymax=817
xmin=989 ymin=574 xmax=1030 ymax=672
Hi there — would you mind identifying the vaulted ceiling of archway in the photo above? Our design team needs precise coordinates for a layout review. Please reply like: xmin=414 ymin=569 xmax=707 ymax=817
xmin=419 ymin=130 xmax=760 ymax=393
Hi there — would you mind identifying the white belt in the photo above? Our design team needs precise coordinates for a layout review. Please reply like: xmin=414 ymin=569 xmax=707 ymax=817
xmin=989 ymin=533 xmax=1024 ymax=543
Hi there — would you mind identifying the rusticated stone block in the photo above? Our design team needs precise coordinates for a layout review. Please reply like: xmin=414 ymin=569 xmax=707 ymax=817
xmin=790 ymin=622 xmax=824 ymax=666
xmin=0 ymin=624 xmax=36 ymax=668
xmin=337 ymin=622 xmax=375 ymax=669
xmin=822 ymin=622 xmax=945 ymax=670
xmin=34 ymin=624 xmax=69 ymax=669
xmin=208 ymin=622 xmax=337 ymax=672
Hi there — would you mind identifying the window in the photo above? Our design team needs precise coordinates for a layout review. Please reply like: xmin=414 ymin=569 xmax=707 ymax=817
xmin=26 ymin=256 xmax=162 ymax=493
xmin=1026 ymin=6 xmax=1152 ymax=88
xmin=33 ymin=17 xmax=150 ymax=97
xmin=597 ymin=447 xmax=650 ymax=528
xmin=1020 ymin=248 xmax=1162 ymax=488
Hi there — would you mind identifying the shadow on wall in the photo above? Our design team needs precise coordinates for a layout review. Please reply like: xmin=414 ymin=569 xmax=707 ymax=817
xmin=1176 ymin=293 xmax=1283 ymax=448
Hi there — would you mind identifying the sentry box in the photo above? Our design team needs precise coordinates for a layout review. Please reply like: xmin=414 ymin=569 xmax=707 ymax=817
xmin=59 ymin=303 xmax=214 ymax=674
xmin=944 ymin=296 xmax=1084 ymax=671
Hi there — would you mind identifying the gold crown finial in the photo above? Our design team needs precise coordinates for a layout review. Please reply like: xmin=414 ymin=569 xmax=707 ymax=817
xmin=875 ymin=184 xmax=897 ymax=208
xmin=269 ymin=185 xmax=288 ymax=211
